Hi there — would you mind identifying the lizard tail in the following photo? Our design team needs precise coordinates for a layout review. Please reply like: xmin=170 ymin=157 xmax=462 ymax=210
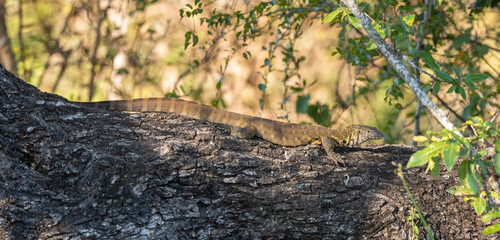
xmin=80 ymin=98 xmax=248 ymax=126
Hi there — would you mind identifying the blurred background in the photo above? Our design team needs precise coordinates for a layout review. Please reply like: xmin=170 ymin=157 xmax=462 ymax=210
xmin=0 ymin=0 xmax=498 ymax=144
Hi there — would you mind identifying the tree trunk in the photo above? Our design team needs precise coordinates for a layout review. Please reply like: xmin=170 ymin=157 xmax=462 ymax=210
xmin=0 ymin=0 xmax=17 ymax=75
xmin=0 ymin=66 xmax=494 ymax=239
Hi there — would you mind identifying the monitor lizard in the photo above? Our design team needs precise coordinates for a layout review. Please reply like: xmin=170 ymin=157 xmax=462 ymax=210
xmin=79 ymin=98 xmax=383 ymax=164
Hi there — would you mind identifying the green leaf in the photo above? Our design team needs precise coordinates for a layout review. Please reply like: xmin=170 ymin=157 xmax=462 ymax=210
xmin=375 ymin=25 xmax=386 ymax=38
xmin=484 ymin=121 xmax=496 ymax=132
xmin=348 ymin=15 xmax=362 ymax=29
xmin=432 ymin=82 xmax=441 ymax=95
xmin=296 ymin=95 xmax=310 ymax=114
xmin=465 ymin=73 xmax=488 ymax=82
xmin=421 ymin=83 xmax=431 ymax=94
xmin=412 ymin=225 xmax=419 ymax=234
xmin=165 ymin=90 xmax=178 ymax=98
xmin=482 ymin=212 xmax=500 ymax=222
xmin=453 ymin=34 xmax=467 ymax=49
xmin=429 ymin=156 xmax=440 ymax=178
xmin=184 ymin=31 xmax=192 ymax=49
xmin=481 ymin=223 xmax=500 ymax=235
xmin=450 ymin=131 xmax=470 ymax=150
xmin=258 ymin=84 xmax=266 ymax=91
xmin=192 ymin=34 xmax=199 ymax=47
xmin=306 ymin=103 xmax=332 ymax=126
xmin=459 ymin=160 xmax=469 ymax=186
xmin=471 ymin=116 xmax=484 ymax=125
xmin=402 ymin=14 xmax=415 ymax=26
xmin=407 ymin=150 xmax=431 ymax=168
xmin=394 ymin=103 xmax=403 ymax=110
xmin=453 ymin=66 xmax=462 ymax=79
xmin=366 ymin=40 xmax=377 ymax=50
xmin=323 ymin=8 xmax=343 ymax=23
xmin=447 ymin=85 xmax=456 ymax=93
xmin=407 ymin=142 xmax=445 ymax=168
xmin=436 ymin=70 xmax=454 ymax=82
xmin=446 ymin=185 xmax=475 ymax=195
xmin=494 ymin=153 xmax=500 ymax=174
xmin=456 ymin=86 xmax=466 ymax=100
xmin=472 ymin=197 xmax=486 ymax=215
xmin=478 ymin=150 xmax=488 ymax=157
xmin=467 ymin=166 xmax=480 ymax=196
xmin=264 ymin=58 xmax=270 ymax=66
xmin=179 ymin=85 xmax=187 ymax=95
xmin=419 ymin=51 xmax=439 ymax=71
xmin=442 ymin=141 xmax=460 ymax=171
xmin=464 ymin=78 xmax=476 ymax=89
xmin=105 ymin=49 xmax=118 ymax=60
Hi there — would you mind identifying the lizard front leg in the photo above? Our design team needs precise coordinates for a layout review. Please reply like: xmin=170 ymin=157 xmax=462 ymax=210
xmin=321 ymin=136 xmax=346 ymax=166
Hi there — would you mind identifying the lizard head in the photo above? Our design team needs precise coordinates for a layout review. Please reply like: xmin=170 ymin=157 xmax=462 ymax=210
xmin=344 ymin=125 xmax=384 ymax=145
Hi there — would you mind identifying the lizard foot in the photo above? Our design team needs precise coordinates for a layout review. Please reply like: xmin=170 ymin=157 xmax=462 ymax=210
xmin=328 ymin=152 xmax=347 ymax=167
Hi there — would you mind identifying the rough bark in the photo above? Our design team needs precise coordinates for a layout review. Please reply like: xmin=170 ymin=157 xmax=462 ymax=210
xmin=0 ymin=65 xmax=496 ymax=239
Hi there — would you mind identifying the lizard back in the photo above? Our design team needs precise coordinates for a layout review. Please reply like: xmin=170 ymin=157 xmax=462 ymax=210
xmin=80 ymin=98 xmax=381 ymax=147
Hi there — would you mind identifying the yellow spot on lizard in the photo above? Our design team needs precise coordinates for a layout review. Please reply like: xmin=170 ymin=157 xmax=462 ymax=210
xmin=80 ymin=98 xmax=384 ymax=161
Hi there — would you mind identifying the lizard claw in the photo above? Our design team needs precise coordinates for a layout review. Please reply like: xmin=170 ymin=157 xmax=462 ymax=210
xmin=329 ymin=152 xmax=347 ymax=167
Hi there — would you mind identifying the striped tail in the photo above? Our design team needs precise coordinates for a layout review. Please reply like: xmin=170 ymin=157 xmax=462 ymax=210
xmin=80 ymin=98 xmax=250 ymax=126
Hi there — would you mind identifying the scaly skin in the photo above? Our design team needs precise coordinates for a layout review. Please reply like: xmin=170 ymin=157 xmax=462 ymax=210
xmin=79 ymin=98 xmax=383 ymax=161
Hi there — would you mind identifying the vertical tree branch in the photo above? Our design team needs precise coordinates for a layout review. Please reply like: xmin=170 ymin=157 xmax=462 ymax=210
xmin=0 ymin=0 xmax=17 ymax=75
xmin=37 ymin=4 xmax=74 ymax=91
xmin=88 ymin=1 xmax=110 ymax=101
xmin=341 ymin=0 xmax=457 ymax=132
xmin=17 ymin=0 xmax=25 ymax=79
xmin=108 ymin=1 xmax=131 ymax=100
xmin=51 ymin=54 xmax=69 ymax=93
xmin=411 ymin=0 xmax=432 ymax=145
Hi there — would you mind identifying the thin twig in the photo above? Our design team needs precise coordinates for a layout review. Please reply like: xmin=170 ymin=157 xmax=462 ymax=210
xmin=434 ymin=94 xmax=465 ymax=122
xmin=37 ymin=4 xmax=74 ymax=91
xmin=88 ymin=0 xmax=110 ymax=101
xmin=402 ymin=55 xmax=439 ymax=82
xmin=0 ymin=0 xmax=18 ymax=75
xmin=394 ymin=163 xmax=435 ymax=240
xmin=478 ymin=158 xmax=500 ymax=211
xmin=423 ymin=36 xmax=500 ymax=53
xmin=17 ymin=0 xmax=25 ymax=80
xmin=341 ymin=0 xmax=457 ymax=132
xmin=411 ymin=0 xmax=432 ymax=146
xmin=482 ymin=56 xmax=500 ymax=77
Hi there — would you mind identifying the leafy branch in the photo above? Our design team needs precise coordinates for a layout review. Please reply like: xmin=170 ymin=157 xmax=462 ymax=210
xmin=408 ymin=117 xmax=500 ymax=235
xmin=340 ymin=0 xmax=456 ymax=132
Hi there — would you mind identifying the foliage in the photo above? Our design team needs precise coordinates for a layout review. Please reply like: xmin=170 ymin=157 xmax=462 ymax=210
xmin=326 ymin=0 xmax=498 ymax=127
xmin=406 ymin=207 xmax=420 ymax=240
xmin=181 ymin=1 xmax=499 ymax=233
xmin=395 ymin=163 xmax=435 ymax=240
xmin=3 ymin=0 xmax=499 ymax=236
xmin=5 ymin=0 xmax=199 ymax=101
xmin=407 ymin=117 xmax=500 ymax=234
xmin=178 ymin=0 xmax=499 ymax=139
xmin=7 ymin=0 xmax=497 ymax=133
xmin=180 ymin=0 xmax=341 ymax=124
